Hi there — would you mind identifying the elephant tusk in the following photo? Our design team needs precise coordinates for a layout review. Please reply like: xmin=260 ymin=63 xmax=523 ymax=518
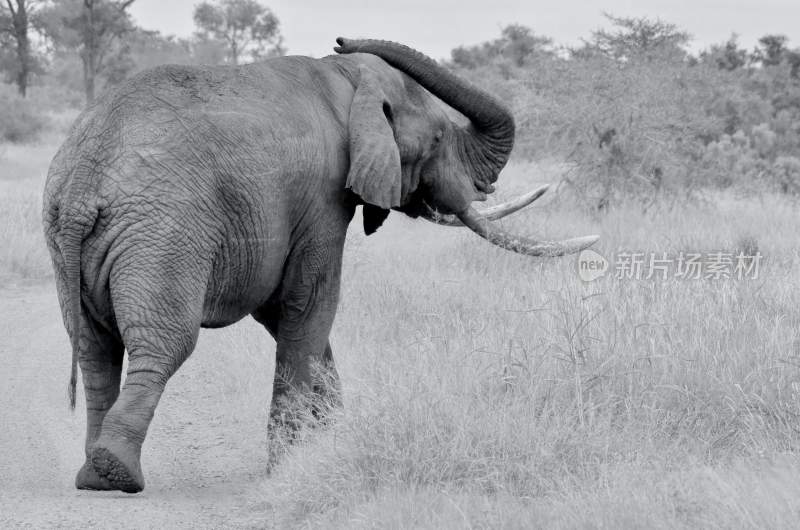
xmin=424 ymin=184 xmax=550 ymax=227
xmin=456 ymin=206 xmax=599 ymax=257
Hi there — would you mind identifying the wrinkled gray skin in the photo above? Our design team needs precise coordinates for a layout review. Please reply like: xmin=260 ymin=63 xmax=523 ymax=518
xmin=42 ymin=39 xmax=517 ymax=494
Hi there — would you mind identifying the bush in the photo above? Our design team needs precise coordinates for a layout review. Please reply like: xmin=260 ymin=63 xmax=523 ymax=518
xmin=455 ymin=52 xmax=726 ymax=208
xmin=773 ymin=156 xmax=800 ymax=194
xmin=0 ymin=84 xmax=48 ymax=143
xmin=450 ymin=25 xmax=800 ymax=208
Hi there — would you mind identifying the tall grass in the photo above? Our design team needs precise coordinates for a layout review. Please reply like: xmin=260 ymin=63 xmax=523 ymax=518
xmin=3 ymin=153 xmax=800 ymax=526
xmin=0 ymin=180 xmax=50 ymax=281
xmin=0 ymin=140 xmax=63 ymax=283
xmin=251 ymin=163 xmax=800 ymax=528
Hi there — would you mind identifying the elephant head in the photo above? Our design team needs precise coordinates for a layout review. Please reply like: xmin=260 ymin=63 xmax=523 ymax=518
xmin=335 ymin=38 xmax=598 ymax=256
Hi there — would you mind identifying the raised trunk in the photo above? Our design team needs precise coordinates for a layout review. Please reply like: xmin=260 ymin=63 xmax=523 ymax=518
xmin=335 ymin=38 xmax=599 ymax=257
xmin=335 ymin=38 xmax=515 ymax=186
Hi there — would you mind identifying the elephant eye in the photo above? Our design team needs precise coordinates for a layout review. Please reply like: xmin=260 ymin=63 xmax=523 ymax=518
xmin=432 ymin=129 xmax=444 ymax=145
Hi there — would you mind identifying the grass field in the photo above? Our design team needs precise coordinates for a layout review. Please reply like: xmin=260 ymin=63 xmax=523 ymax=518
xmin=3 ymin=140 xmax=800 ymax=528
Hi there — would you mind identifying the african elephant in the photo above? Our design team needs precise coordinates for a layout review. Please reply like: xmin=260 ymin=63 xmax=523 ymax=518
xmin=42 ymin=38 xmax=597 ymax=493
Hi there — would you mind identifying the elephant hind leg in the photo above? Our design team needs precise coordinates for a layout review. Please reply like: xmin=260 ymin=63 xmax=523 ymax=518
xmin=73 ymin=314 xmax=125 ymax=491
xmin=89 ymin=253 xmax=208 ymax=493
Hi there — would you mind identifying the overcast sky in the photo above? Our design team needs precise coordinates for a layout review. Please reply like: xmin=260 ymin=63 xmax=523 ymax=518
xmin=129 ymin=0 xmax=800 ymax=60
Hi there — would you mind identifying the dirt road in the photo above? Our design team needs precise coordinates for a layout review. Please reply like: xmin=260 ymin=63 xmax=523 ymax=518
xmin=0 ymin=284 xmax=277 ymax=528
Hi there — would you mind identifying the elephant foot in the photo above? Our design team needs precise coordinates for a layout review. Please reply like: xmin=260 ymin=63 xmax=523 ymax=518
xmin=266 ymin=391 xmax=342 ymax=471
xmin=89 ymin=438 xmax=145 ymax=494
xmin=75 ymin=460 xmax=115 ymax=491
xmin=266 ymin=418 xmax=295 ymax=472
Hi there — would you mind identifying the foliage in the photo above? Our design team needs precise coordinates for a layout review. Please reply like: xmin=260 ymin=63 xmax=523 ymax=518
xmin=754 ymin=34 xmax=790 ymax=67
xmin=0 ymin=16 xmax=12 ymax=72
xmin=190 ymin=32 xmax=227 ymax=65
xmin=449 ymin=19 xmax=800 ymax=209
xmin=0 ymin=81 xmax=45 ymax=142
xmin=700 ymin=34 xmax=748 ymax=71
xmin=581 ymin=13 xmax=691 ymax=62
xmin=2 ymin=7 xmax=800 ymax=208
xmin=192 ymin=0 xmax=284 ymax=65
xmin=451 ymin=24 xmax=553 ymax=70
xmin=108 ymin=29 xmax=195 ymax=82
xmin=6 ymin=1 xmax=285 ymax=107
xmin=39 ymin=0 xmax=136 ymax=103
xmin=0 ymin=0 xmax=46 ymax=97
xmin=752 ymin=34 xmax=800 ymax=77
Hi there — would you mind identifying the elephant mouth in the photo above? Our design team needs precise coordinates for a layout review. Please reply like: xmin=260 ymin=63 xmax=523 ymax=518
xmin=423 ymin=184 xmax=599 ymax=257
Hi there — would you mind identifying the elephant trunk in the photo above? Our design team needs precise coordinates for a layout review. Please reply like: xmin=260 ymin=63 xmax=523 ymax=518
xmin=334 ymin=38 xmax=515 ymax=188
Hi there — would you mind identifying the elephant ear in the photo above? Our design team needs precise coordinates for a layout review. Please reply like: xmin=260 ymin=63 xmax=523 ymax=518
xmin=346 ymin=66 xmax=402 ymax=220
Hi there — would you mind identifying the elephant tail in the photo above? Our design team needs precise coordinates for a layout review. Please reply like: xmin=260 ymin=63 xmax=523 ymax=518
xmin=63 ymin=227 xmax=82 ymax=410
xmin=53 ymin=204 xmax=100 ymax=411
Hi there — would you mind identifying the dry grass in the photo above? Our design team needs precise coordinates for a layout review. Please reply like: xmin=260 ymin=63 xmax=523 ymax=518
xmin=0 ymin=179 xmax=51 ymax=281
xmin=3 ymin=151 xmax=800 ymax=527
xmin=256 ymin=163 xmax=800 ymax=528
xmin=0 ymin=126 xmax=74 ymax=284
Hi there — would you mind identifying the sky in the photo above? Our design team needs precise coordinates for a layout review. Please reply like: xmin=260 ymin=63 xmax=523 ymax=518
xmin=129 ymin=0 xmax=800 ymax=61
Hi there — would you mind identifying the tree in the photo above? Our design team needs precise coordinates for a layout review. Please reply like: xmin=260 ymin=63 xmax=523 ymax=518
xmin=701 ymin=34 xmax=748 ymax=71
xmin=193 ymin=0 xmax=283 ymax=65
xmin=0 ymin=0 xmax=43 ymax=97
xmin=752 ymin=34 xmax=788 ymax=67
xmin=451 ymin=24 xmax=552 ymax=69
xmin=125 ymin=29 xmax=193 ymax=72
xmin=588 ymin=13 xmax=691 ymax=62
xmin=787 ymin=49 xmax=800 ymax=78
xmin=751 ymin=35 xmax=800 ymax=78
xmin=40 ymin=0 xmax=137 ymax=103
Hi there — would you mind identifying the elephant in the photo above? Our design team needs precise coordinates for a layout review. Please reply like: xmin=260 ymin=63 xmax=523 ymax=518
xmin=42 ymin=37 xmax=598 ymax=494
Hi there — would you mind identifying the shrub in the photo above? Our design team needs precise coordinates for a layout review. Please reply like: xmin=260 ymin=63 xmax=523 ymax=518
xmin=450 ymin=25 xmax=800 ymax=208
xmin=773 ymin=156 xmax=800 ymax=194
xmin=0 ymin=84 xmax=48 ymax=143
xmin=752 ymin=122 xmax=777 ymax=157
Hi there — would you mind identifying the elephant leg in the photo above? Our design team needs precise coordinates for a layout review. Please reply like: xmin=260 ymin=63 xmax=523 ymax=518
xmin=315 ymin=341 xmax=342 ymax=416
xmin=252 ymin=302 xmax=342 ymax=427
xmin=74 ymin=316 xmax=125 ymax=491
xmin=89 ymin=258 xmax=205 ymax=493
xmin=253 ymin=241 xmax=345 ymax=453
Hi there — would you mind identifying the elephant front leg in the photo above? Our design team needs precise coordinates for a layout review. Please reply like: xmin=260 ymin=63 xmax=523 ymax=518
xmin=271 ymin=340 xmax=342 ymax=431
xmin=74 ymin=319 xmax=125 ymax=491
xmin=260 ymin=241 xmax=345 ymax=460
xmin=267 ymin=337 xmax=342 ymax=467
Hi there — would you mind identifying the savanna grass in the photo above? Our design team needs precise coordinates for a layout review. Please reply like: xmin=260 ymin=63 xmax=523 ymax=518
xmin=3 ymin=151 xmax=800 ymax=527
xmin=253 ymin=163 xmax=800 ymax=528
xmin=0 ymin=139 xmax=67 ymax=282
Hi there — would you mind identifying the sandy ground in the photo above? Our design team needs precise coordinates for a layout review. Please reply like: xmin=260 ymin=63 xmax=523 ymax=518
xmin=0 ymin=284 xmax=278 ymax=529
